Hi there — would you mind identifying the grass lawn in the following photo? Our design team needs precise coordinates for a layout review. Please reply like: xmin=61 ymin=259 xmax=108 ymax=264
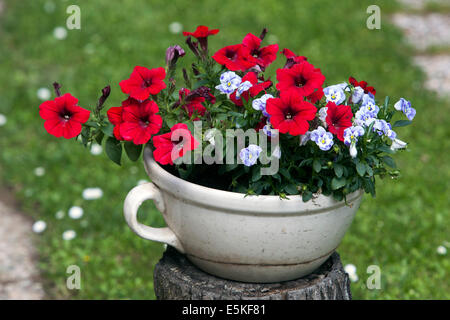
xmin=0 ymin=0 xmax=448 ymax=299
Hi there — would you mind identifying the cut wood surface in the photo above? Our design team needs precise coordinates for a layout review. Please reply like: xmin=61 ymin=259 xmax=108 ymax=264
xmin=154 ymin=247 xmax=352 ymax=300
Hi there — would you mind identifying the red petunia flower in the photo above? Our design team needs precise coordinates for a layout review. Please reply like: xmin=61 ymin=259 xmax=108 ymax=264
xmin=306 ymin=87 xmax=324 ymax=104
xmin=230 ymin=71 xmax=272 ymax=106
xmin=39 ymin=93 xmax=90 ymax=139
xmin=119 ymin=99 xmax=163 ymax=145
xmin=266 ymin=90 xmax=317 ymax=136
xmin=107 ymin=106 xmax=124 ymax=140
xmin=281 ymin=48 xmax=307 ymax=69
xmin=119 ymin=66 xmax=166 ymax=101
xmin=349 ymin=76 xmax=376 ymax=95
xmin=178 ymin=88 xmax=206 ymax=119
xmin=212 ymin=44 xmax=257 ymax=71
xmin=183 ymin=25 xmax=219 ymax=39
xmin=106 ymin=97 xmax=137 ymax=141
xmin=152 ymin=123 xmax=199 ymax=165
xmin=242 ymin=33 xmax=278 ymax=69
xmin=325 ymin=102 xmax=353 ymax=141
xmin=276 ymin=60 xmax=325 ymax=97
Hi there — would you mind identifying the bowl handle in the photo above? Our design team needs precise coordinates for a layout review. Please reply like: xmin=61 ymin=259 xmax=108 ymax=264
xmin=123 ymin=182 xmax=185 ymax=253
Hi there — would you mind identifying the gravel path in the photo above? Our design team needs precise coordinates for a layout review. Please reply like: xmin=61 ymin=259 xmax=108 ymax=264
xmin=397 ymin=0 xmax=449 ymax=10
xmin=392 ymin=1 xmax=450 ymax=97
xmin=0 ymin=192 xmax=45 ymax=300
xmin=414 ymin=55 xmax=450 ymax=94
xmin=391 ymin=13 xmax=450 ymax=51
xmin=0 ymin=0 xmax=45 ymax=300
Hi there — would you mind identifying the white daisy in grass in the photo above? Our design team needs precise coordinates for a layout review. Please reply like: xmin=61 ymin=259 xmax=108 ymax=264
xmin=53 ymin=26 xmax=67 ymax=40
xmin=169 ymin=22 xmax=183 ymax=34
xmin=437 ymin=245 xmax=447 ymax=255
xmin=68 ymin=206 xmax=83 ymax=219
xmin=62 ymin=230 xmax=76 ymax=241
xmin=55 ymin=210 xmax=65 ymax=219
xmin=0 ymin=113 xmax=6 ymax=126
xmin=32 ymin=220 xmax=47 ymax=234
xmin=37 ymin=87 xmax=51 ymax=101
xmin=90 ymin=143 xmax=102 ymax=155
xmin=82 ymin=188 xmax=103 ymax=200
xmin=344 ymin=264 xmax=356 ymax=275
xmin=344 ymin=264 xmax=358 ymax=282
xmin=34 ymin=167 xmax=45 ymax=177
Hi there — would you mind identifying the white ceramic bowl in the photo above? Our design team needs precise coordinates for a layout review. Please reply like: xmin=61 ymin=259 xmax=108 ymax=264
xmin=124 ymin=146 xmax=363 ymax=283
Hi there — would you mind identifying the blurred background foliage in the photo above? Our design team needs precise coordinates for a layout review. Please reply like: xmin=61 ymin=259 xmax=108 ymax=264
xmin=0 ymin=0 xmax=448 ymax=299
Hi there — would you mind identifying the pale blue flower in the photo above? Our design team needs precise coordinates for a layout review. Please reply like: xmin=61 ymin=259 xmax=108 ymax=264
xmin=373 ymin=120 xmax=397 ymax=140
xmin=252 ymin=94 xmax=273 ymax=117
xmin=349 ymin=143 xmax=357 ymax=158
xmin=337 ymin=82 xmax=350 ymax=92
xmin=394 ymin=98 xmax=416 ymax=121
xmin=352 ymin=86 xmax=365 ymax=104
xmin=360 ymin=93 xmax=379 ymax=115
xmin=318 ymin=107 xmax=328 ymax=126
xmin=355 ymin=108 xmax=376 ymax=127
xmin=310 ymin=126 xmax=334 ymax=151
xmin=385 ymin=127 xmax=397 ymax=140
xmin=215 ymin=71 xmax=241 ymax=94
xmin=361 ymin=93 xmax=375 ymax=105
xmin=299 ymin=131 xmax=312 ymax=146
xmin=262 ymin=122 xmax=278 ymax=137
xmin=343 ymin=126 xmax=365 ymax=146
xmin=239 ymin=144 xmax=262 ymax=166
xmin=372 ymin=119 xmax=388 ymax=136
xmin=390 ymin=138 xmax=407 ymax=150
xmin=235 ymin=80 xmax=253 ymax=99
xmin=324 ymin=85 xmax=346 ymax=105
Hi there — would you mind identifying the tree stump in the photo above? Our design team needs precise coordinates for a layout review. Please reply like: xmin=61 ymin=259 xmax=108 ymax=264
xmin=154 ymin=247 xmax=352 ymax=300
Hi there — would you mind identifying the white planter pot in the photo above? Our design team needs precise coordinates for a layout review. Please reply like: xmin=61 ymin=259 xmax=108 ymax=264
xmin=124 ymin=146 xmax=363 ymax=283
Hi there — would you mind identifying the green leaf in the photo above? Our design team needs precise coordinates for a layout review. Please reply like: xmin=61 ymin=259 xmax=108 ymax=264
xmin=356 ymin=161 xmax=366 ymax=177
xmin=279 ymin=167 xmax=291 ymax=180
xmin=331 ymin=177 xmax=346 ymax=190
xmin=393 ymin=120 xmax=412 ymax=128
xmin=85 ymin=121 xmax=100 ymax=128
xmin=95 ymin=131 xmax=104 ymax=145
xmin=382 ymin=155 xmax=397 ymax=168
xmin=178 ymin=165 xmax=193 ymax=180
xmin=334 ymin=164 xmax=344 ymax=178
xmin=284 ymin=184 xmax=298 ymax=195
xmin=193 ymin=79 xmax=209 ymax=89
xmin=215 ymin=113 xmax=228 ymax=121
xmin=105 ymin=137 xmax=122 ymax=165
xmin=101 ymin=123 xmax=114 ymax=137
xmin=165 ymin=117 xmax=177 ymax=130
xmin=313 ymin=159 xmax=322 ymax=173
xmin=366 ymin=164 xmax=374 ymax=176
xmin=378 ymin=144 xmax=395 ymax=154
xmin=251 ymin=167 xmax=262 ymax=182
xmin=225 ymin=163 xmax=238 ymax=172
xmin=124 ymin=142 xmax=142 ymax=162
xmin=81 ymin=126 xmax=90 ymax=147
xmin=363 ymin=178 xmax=376 ymax=197
xmin=302 ymin=191 xmax=313 ymax=202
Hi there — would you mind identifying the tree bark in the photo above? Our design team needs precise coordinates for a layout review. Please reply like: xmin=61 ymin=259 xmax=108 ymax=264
xmin=154 ymin=247 xmax=352 ymax=300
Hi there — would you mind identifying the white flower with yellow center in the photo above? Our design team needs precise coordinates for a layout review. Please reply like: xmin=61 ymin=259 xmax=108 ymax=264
xmin=216 ymin=71 xmax=241 ymax=94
